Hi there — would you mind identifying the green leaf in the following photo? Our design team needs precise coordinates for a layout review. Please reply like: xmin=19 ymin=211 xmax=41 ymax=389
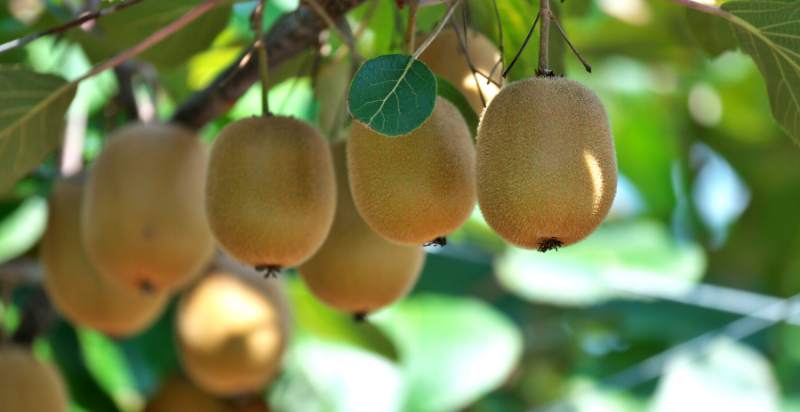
xmin=0 ymin=67 xmax=76 ymax=193
xmin=371 ymin=294 xmax=523 ymax=412
xmin=435 ymin=75 xmax=479 ymax=137
xmin=495 ymin=220 xmax=706 ymax=306
xmin=77 ymin=328 xmax=143 ymax=411
xmin=69 ymin=1 xmax=232 ymax=70
xmin=348 ymin=54 xmax=437 ymax=137
xmin=286 ymin=276 xmax=396 ymax=359
xmin=0 ymin=196 xmax=47 ymax=263
xmin=271 ymin=338 xmax=403 ymax=412
xmin=687 ymin=9 xmax=736 ymax=57
xmin=720 ymin=1 xmax=800 ymax=143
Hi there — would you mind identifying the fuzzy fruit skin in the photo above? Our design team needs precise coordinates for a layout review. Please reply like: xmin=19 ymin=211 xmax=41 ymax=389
xmin=0 ymin=346 xmax=69 ymax=412
xmin=177 ymin=259 xmax=291 ymax=396
xmin=42 ymin=177 xmax=168 ymax=337
xmin=418 ymin=29 xmax=502 ymax=113
xmin=348 ymin=97 xmax=476 ymax=245
xmin=206 ymin=116 xmax=336 ymax=269
xmin=145 ymin=376 xmax=231 ymax=412
xmin=476 ymin=78 xmax=617 ymax=249
xmin=300 ymin=143 xmax=426 ymax=315
xmin=82 ymin=123 xmax=214 ymax=292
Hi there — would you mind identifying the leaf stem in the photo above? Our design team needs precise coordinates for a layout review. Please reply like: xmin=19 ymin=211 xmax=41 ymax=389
xmin=77 ymin=0 xmax=223 ymax=82
xmin=0 ymin=0 xmax=145 ymax=55
xmin=412 ymin=0 xmax=463 ymax=60
xmin=305 ymin=0 xmax=363 ymax=62
xmin=665 ymin=0 xmax=732 ymax=19
xmin=502 ymin=12 xmax=539 ymax=78
xmin=253 ymin=0 xmax=271 ymax=117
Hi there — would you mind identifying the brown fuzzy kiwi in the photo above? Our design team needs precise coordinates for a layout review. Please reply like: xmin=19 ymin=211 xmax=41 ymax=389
xmin=145 ymin=376 xmax=231 ymax=412
xmin=205 ymin=116 xmax=336 ymax=274
xmin=82 ymin=123 xmax=214 ymax=292
xmin=299 ymin=142 xmax=426 ymax=316
xmin=418 ymin=29 xmax=502 ymax=113
xmin=176 ymin=257 xmax=291 ymax=397
xmin=347 ymin=97 xmax=476 ymax=245
xmin=42 ymin=176 xmax=168 ymax=337
xmin=0 ymin=345 xmax=69 ymax=412
xmin=476 ymin=78 xmax=617 ymax=251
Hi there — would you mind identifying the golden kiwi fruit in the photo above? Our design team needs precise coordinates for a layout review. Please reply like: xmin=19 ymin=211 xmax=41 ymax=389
xmin=300 ymin=142 xmax=426 ymax=318
xmin=176 ymin=257 xmax=291 ymax=396
xmin=42 ymin=176 xmax=168 ymax=337
xmin=205 ymin=116 xmax=336 ymax=276
xmin=315 ymin=57 xmax=352 ymax=135
xmin=0 ymin=345 xmax=69 ymax=412
xmin=82 ymin=123 xmax=214 ymax=292
xmin=476 ymin=78 xmax=617 ymax=251
xmin=418 ymin=29 xmax=502 ymax=113
xmin=145 ymin=376 xmax=231 ymax=412
xmin=348 ymin=96 xmax=476 ymax=246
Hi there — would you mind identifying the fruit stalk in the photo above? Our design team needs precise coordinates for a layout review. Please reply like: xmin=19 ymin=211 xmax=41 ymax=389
xmin=537 ymin=0 xmax=552 ymax=77
xmin=252 ymin=0 xmax=271 ymax=116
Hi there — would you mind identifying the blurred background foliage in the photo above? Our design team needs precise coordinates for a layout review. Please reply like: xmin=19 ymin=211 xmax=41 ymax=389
xmin=1 ymin=0 xmax=799 ymax=411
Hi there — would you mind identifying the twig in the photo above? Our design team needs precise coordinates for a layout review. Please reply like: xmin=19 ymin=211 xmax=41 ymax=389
xmin=0 ymin=0 xmax=145 ymax=54
xmin=172 ymin=0 xmax=367 ymax=130
xmin=502 ymin=12 xmax=539 ymax=78
xmin=487 ymin=0 xmax=504 ymax=83
xmin=450 ymin=19 xmax=487 ymax=108
xmin=537 ymin=0 xmax=552 ymax=76
xmin=551 ymin=18 xmax=591 ymax=73
xmin=78 ymin=0 xmax=223 ymax=82
xmin=252 ymin=0 xmax=271 ymax=116
xmin=60 ymin=104 xmax=88 ymax=176
xmin=405 ymin=0 xmax=420 ymax=54
xmin=304 ymin=0 xmax=362 ymax=61
xmin=412 ymin=0 xmax=463 ymax=60
xmin=665 ymin=0 xmax=732 ymax=19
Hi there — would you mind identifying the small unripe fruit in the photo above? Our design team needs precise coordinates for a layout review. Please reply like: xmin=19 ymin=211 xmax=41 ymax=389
xmin=145 ymin=376 xmax=230 ymax=412
xmin=82 ymin=123 xmax=214 ymax=292
xmin=300 ymin=143 xmax=426 ymax=316
xmin=176 ymin=259 xmax=291 ymax=396
xmin=418 ymin=29 xmax=502 ymax=112
xmin=0 ymin=346 xmax=69 ymax=412
xmin=476 ymin=78 xmax=617 ymax=250
xmin=206 ymin=116 xmax=336 ymax=273
xmin=348 ymin=97 xmax=476 ymax=245
xmin=42 ymin=177 xmax=168 ymax=337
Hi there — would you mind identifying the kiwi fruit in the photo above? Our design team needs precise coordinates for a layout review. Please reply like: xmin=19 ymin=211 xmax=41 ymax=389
xmin=205 ymin=116 xmax=336 ymax=275
xmin=347 ymin=97 xmax=476 ymax=245
xmin=418 ymin=29 xmax=502 ymax=113
xmin=82 ymin=123 xmax=214 ymax=292
xmin=0 ymin=345 xmax=69 ymax=412
xmin=176 ymin=257 xmax=291 ymax=396
xmin=42 ymin=176 xmax=168 ymax=337
xmin=314 ymin=57 xmax=352 ymax=136
xmin=476 ymin=78 xmax=617 ymax=251
xmin=145 ymin=376 xmax=231 ymax=412
xmin=300 ymin=142 xmax=426 ymax=317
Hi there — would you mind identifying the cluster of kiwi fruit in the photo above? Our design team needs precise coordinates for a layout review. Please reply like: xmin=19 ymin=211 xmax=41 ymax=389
xmin=16 ymin=17 xmax=615 ymax=411
xmin=419 ymin=27 xmax=617 ymax=252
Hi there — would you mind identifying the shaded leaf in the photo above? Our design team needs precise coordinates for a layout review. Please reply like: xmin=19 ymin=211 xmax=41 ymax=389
xmin=0 ymin=66 xmax=76 ymax=193
xmin=436 ymin=75 xmax=479 ymax=137
xmin=348 ymin=54 xmax=436 ymax=136
xmin=372 ymin=294 xmax=522 ymax=412
xmin=687 ymin=9 xmax=736 ymax=57
xmin=0 ymin=196 xmax=47 ymax=263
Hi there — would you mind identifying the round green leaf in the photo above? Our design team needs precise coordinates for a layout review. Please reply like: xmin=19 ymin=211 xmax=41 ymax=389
xmin=348 ymin=54 xmax=437 ymax=137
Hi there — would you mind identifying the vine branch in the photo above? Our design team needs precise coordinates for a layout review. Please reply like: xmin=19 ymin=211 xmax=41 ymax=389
xmin=172 ymin=0 xmax=366 ymax=130
xmin=412 ymin=0 xmax=463 ymax=60
xmin=0 ymin=0 xmax=145 ymax=54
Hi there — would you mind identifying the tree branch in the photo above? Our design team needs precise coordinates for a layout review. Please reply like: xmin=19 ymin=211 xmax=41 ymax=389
xmin=172 ymin=0 xmax=366 ymax=130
